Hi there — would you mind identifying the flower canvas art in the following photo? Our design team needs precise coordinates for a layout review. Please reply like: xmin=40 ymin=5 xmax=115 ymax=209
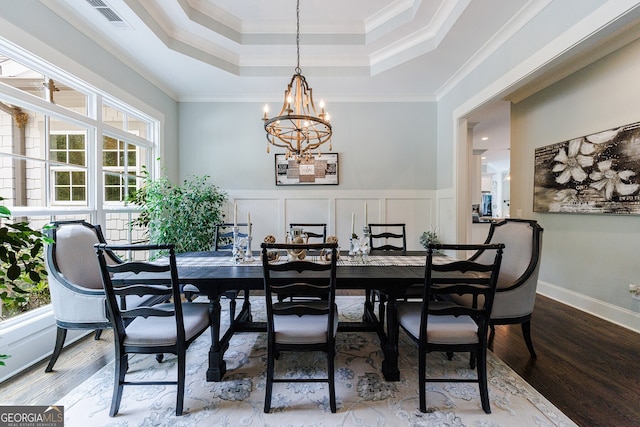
xmin=534 ymin=121 xmax=640 ymax=214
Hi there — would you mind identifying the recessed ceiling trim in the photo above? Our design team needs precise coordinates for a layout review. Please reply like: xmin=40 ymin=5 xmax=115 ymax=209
xmin=369 ymin=0 xmax=470 ymax=71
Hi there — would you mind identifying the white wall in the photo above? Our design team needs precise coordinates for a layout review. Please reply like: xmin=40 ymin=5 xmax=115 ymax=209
xmin=511 ymin=37 xmax=640 ymax=331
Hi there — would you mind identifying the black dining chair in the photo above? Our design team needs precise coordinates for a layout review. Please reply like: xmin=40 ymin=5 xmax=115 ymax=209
xmin=397 ymin=243 xmax=504 ymax=414
xmin=261 ymin=241 xmax=339 ymax=413
xmin=366 ymin=223 xmax=407 ymax=321
xmin=183 ymin=223 xmax=252 ymax=324
xmin=95 ymin=243 xmax=211 ymax=416
xmin=289 ymin=223 xmax=327 ymax=243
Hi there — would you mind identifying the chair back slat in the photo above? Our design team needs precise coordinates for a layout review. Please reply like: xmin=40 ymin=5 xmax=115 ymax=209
xmin=214 ymin=223 xmax=251 ymax=251
xmin=289 ymin=223 xmax=327 ymax=243
xmin=95 ymin=243 xmax=185 ymax=340
xmin=368 ymin=223 xmax=406 ymax=252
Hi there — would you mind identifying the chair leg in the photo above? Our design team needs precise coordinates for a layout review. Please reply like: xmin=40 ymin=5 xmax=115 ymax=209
xmin=469 ymin=351 xmax=476 ymax=369
xmin=521 ymin=320 xmax=537 ymax=359
xmin=94 ymin=329 xmax=103 ymax=340
xmin=477 ymin=348 xmax=491 ymax=414
xmin=110 ymin=353 xmax=127 ymax=417
xmin=328 ymin=348 xmax=337 ymax=413
xmin=264 ymin=346 xmax=275 ymax=413
xmin=418 ymin=347 xmax=427 ymax=413
xmin=45 ymin=327 xmax=67 ymax=373
xmin=176 ymin=350 xmax=186 ymax=416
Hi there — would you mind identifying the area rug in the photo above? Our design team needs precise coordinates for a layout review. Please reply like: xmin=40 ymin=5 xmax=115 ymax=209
xmin=57 ymin=297 xmax=577 ymax=426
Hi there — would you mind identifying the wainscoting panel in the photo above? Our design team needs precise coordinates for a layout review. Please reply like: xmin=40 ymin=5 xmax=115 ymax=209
xmin=228 ymin=189 xmax=441 ymax=249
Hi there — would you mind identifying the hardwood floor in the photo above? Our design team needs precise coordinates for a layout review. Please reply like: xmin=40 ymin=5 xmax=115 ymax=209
xmin=1 ymin=295 xmax=639 ymax=426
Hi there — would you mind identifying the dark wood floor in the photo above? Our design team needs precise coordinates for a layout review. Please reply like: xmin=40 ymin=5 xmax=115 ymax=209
xmin=2 ymin=294 xmax=640 ymax=426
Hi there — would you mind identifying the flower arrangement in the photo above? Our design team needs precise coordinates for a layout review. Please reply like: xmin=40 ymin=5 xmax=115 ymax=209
xmin=420 ymin=227 xmax=441 ymax=250
xmin=629 ymin=284 xmax=640 ymax=299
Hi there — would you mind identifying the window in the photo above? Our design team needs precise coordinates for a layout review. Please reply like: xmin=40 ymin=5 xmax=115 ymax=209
xmin=50 ymin=132 xmax=87 ymax=204
xmin=0 ymin=42 xmax=160 ymax=238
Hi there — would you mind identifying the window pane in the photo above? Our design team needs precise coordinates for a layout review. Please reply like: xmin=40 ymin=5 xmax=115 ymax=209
xmin=71 ymin=186 xmax=85 ymax=201
xmin=55 ymin=171 xmax=69 ymax=185
xmin=0 ymin=108 xmax=48 ymax=208
xmin=55 ymin=187 xmax=70 ymax=201
xmin=105 ymin=187 xmax=120 ymax=202
xmin=54 ymin=151 xmax=67 ymax=163
xmin=68 ymin=134 xmax=85 ymax=150
xmin=127 ymin=116 xmax=147 ymax=139
xmin=51 ymin=80 xmax=88 ymax=116
xmin=51 ymin=135 xmax=67 ymax=149
xmin=103 ymin=104 xmax=123 ymax=130
xmin=0 ymin=55 xmax=46 ymax=100
xmin=103 ymin=151 xmax=117 ymax=166
xmin=71 ymin=171 xmax=85 ymax=185
xmin=68 ymin=151 xmax=85 ymax=166
xmin=103 ymin=136 xmax=117 ymax=150
xmin=105 ymin=174 xmax=120 ymax=185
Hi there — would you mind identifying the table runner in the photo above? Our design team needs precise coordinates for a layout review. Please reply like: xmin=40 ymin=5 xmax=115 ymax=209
xmin=176 ymin=254 xmax=429 ymax=267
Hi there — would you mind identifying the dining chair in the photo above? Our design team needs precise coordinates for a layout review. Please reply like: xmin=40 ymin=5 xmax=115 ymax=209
xmin=366 ymin=223 xmax=407 ymax=321
xmin=449 ymin=218 xmax=543 ymax=358
xmin=289 ymin=223 xmax=327 ymax=243
xmin=43 ymin=220 xmax=168 ymax=373
xmin=368 ymin=223 xmax=406 ymax=252
xmin=183 ymin=223 xmax=252 ymax=322
xmin=397 ymin=243 xmax=504 ymax=414
xmin=95 ymin=243 xmax=211 ymax=417
xmin=260 ymin=241 xmax=339 ymax=413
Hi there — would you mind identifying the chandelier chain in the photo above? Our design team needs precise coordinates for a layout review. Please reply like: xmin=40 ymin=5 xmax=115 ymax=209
xmin=296 ymin=0 xmax=300 ymax=73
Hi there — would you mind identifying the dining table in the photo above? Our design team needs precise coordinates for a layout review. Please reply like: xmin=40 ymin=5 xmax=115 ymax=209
xmin=114 ymin=249 xmax=431 ymax=382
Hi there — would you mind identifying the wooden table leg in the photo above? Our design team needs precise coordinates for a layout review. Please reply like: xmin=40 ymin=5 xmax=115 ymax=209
xmin=206 ymin=296 xmax=227 ymax=382
xmin=381 ymin=295 xmax=400 ymax=381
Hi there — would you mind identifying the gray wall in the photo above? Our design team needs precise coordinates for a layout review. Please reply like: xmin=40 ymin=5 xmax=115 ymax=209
xmin=178 ymin=102 xmax=437 ymax=190
xmin=511 ymin=37 xmax=640 ymax=325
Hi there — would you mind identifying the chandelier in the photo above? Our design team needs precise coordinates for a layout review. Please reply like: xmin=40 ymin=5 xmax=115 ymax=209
xmin=262 ymin=0 xmax=332 ymax=161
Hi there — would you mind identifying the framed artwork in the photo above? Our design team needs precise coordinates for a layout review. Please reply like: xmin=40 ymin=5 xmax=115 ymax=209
xmin=275 ymin=153 xmax=339 ymax=186
xmin=534 ymin=121 xmax=640 ymax=214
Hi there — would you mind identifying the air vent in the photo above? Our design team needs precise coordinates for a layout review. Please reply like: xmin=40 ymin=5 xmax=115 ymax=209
xmin=86 ymin=0 xmax=130 ymax=28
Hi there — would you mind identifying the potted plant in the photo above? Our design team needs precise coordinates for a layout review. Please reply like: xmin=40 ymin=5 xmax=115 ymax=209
xmin=128 ymin=167 xmax=228 ymax=253
xmin=419 ymin=227 xmax=441 ymax=250
xmin=0 ymin=197 xmax=51 ymax=319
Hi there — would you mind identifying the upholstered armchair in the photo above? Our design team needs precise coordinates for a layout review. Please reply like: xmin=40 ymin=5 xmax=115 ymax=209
xmin=449 ymin=218 xmax=543 ymax=358
xmin=44 ymin=220 xmax=166 ymax=372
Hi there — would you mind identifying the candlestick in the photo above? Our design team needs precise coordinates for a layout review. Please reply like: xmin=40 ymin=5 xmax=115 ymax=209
xmin=351 ymin=212 xmax=355 ymax=236
xmin=364 ymin=202 xmax=367 ymax=225
xmin=234 ymin=202 xmax=237 ymax=227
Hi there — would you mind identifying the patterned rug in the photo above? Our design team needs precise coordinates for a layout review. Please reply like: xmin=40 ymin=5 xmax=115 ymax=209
xmin=58 ymin=297 xmax=577 ymax=426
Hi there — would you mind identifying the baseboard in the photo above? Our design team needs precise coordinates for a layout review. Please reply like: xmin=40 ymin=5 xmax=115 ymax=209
xmin=538 ymin=280 xmax=640 ymax=334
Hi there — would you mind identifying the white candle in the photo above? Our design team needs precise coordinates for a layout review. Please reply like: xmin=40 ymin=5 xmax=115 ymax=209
xmin=247 ymin=212 xmax=251 ymax=236
xmin=351 ymin=212 xmax=355 ymax=236
xmin=364 ymin=202 xmax=367 ymax=225
xmin=234 ymin=203 xmax=238 ymax=227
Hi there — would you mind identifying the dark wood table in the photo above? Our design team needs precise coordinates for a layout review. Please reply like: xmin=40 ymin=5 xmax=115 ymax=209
xmin=171 ymin=250 xmax=427 ymax=382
